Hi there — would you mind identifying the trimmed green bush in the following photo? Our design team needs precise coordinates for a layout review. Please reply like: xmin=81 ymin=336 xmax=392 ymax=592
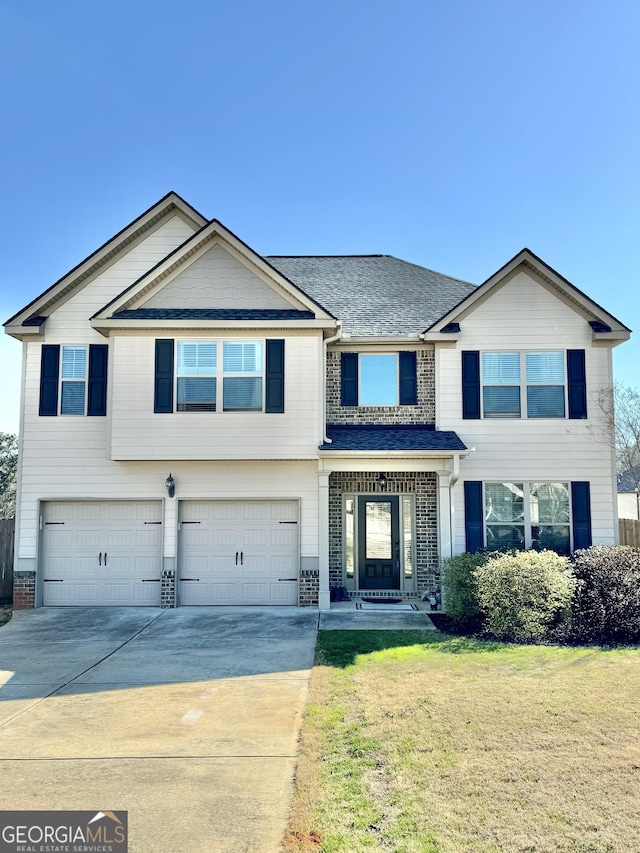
xmin=474 ymin=550 xmax=574 ymax=642
xmin=440 ymin=551 xmax=497 ymax=633
xmin=570 ymin=545 xmax=640 ymax=645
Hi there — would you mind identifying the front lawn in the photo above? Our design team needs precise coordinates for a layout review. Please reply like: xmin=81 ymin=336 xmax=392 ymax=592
xmin=285 ymin=631 xmax=640 ymax=853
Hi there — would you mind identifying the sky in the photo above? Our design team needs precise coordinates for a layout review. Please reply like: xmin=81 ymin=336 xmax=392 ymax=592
xmin=0 ymin=0 xmax=638 ymax=434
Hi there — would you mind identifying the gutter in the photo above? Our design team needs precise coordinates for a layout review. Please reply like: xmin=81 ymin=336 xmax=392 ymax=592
xmin=322 ymin=321 xmax=343 ymax=444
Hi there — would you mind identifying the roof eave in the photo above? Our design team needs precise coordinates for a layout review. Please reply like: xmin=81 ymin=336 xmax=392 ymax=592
xmin=318 ymin=449 xmax=469 ymax=458
xmin=90 ymin=318 xmax=337 ymax=336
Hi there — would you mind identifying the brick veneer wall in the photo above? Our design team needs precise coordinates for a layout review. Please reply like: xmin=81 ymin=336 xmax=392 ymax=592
xmin=161 ymin=570 xmax=176 ymax=608
xmin=13 ymin=571 xmax=35 ymax=609
xmin=299 ymin=569 xmax=319 ymax=606
xmin=326 ymin=348 xmax=436 ymax=425
xmin=329 ymin=472 xmax=439 ymax=595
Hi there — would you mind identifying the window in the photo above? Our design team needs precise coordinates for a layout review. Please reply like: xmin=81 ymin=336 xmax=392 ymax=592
xmin=223 ymin=342 xmax=263 ymax=411
xmin=60 ymin=347 xmax=87 ymax=415
xmin=341 ymin=351 xmax=417 ymax=407
xmin=481 ymin=351 xmax=566 ymax=418
xmin=177 ymin=342 xmax=217 ymax=411
xmin=360 ymin=354 xmax=398 ymax=405
xmin=484 ymin=481 xmax=570 ymax=555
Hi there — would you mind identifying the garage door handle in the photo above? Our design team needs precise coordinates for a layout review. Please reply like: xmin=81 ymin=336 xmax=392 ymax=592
xmin=142 ymin=579 xmax=160 ymax=582
xmin=180 ymin=578 xmax=200 ymax=582
xmin=98 ymin=552 xmax=102 ymax=566
xmin=235 ymin=551 xmax=238 ymax=565
xmin=104 ymin=552 xmax=108 ymax=566
xmin=279 ymin=521 xmax=298 ymax=524
xmin=44 ymin=579 xmax=64 ymax=582
xmin=279 ymin=578 xmax=297 ymax=582
xmin=240 ymin=551 xmax=244 ymax=565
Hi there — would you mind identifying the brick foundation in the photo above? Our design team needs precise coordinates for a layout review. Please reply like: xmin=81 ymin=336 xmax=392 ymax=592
xmin=161 ymin=570 xmax=176 ymax=608
xmin=299 ymin=569 xmax=319 ymax=606
xmin=13 ymin=571 xmax=35 ymax=610
xmin=329 ymin=471 xmax=439 ymax=596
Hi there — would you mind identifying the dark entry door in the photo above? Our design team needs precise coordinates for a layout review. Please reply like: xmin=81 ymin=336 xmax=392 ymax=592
xmin=358 ymin=496 xmax=400 ymax=589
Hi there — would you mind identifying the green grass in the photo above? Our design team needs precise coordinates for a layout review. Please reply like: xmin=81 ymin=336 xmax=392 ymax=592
xmin=285 ymin=631 xmax=640 ymax=853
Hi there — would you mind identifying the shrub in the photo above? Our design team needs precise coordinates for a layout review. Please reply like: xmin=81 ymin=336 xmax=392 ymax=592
xmin=474 ymin=550 xmax=574 ymax=643
xmin=440 ymin=551 xmax=497 ymax=633
xmin=569 ymin=545 xmax=640 ymax=645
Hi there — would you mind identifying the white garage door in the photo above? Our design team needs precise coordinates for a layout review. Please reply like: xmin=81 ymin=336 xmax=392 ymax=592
xmin=178 ymin=500 xmax=299 ymax=605
xmin=42 ymin=501 xmax=163 ymax=606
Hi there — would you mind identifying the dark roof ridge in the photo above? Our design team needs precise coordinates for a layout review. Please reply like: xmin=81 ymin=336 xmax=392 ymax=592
xmin=265 ymin=254 xmax=385 ymax=259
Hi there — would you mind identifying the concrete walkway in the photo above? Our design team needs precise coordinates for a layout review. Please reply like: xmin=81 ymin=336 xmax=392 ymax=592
xmin=0 ymin=607 xmax=318 ymax=853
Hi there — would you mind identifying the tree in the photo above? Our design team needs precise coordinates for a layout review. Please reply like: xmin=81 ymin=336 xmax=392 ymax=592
xmin=0 ymin=433 xmax=17 ymax=520
xmin=593 ymin=382 xmax=640 ymax=500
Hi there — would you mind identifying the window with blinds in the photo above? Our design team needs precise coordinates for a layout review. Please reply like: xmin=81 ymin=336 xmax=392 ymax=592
xmin=526 ymin=352 xmax=565 ymax=418
xmin=223 ymin=341 xmax=263 ymax=411
xmin=177 ymin=342 xmax=217 ymax=412
xmin=481 ymin=352 xmax=521 ymax=417
xmin=60 ymin=346 xmax=87 ymax=415
xmin=481 ymin=351 xmax=567 ymax=419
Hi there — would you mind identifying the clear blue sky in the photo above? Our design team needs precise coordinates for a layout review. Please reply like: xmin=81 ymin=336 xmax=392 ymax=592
xmin=1 ymin=0 xmax=638 ymax=433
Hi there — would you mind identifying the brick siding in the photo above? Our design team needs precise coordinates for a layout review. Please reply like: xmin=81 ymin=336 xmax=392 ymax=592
xmin=13 ymin=571 xmax=35 ymax=610
xmin=299 ymin=569 xmax=319 ymax=606
xmin=329 ymin=472 xmax=439 ymax=596
xmin=326 ymin=348 xmax=436 ymax=425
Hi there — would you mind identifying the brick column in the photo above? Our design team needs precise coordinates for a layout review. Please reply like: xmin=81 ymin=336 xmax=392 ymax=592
xmin=161 ymin=569 xmax=176 ymax=608
xmin=13 ymin=571 xmax=35 ymax=610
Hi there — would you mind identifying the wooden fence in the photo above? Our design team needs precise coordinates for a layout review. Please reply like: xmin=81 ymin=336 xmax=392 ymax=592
xmin=0 ymin=518 xmax=14 ymax=602
xmin=619 ymin=518 xmax=640 ymax=547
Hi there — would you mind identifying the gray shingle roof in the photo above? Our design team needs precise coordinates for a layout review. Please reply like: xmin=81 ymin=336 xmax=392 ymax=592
xmin=617 ymin=466 xmax=640 ymax=493
xmin=111 ymin=308 xmax=315 ymax=321
xmin=321 ymin=425 xmax=467 ymax=452
xmin=266 ymin=255 xmax=476 ymax=337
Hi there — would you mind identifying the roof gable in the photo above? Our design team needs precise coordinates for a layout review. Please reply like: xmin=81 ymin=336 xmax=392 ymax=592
xmin=92 ymin=220 xmax=336 ymax=329
xmin=4 ymin=192 xmax=207 ymax=337
xmin=424 ymin=248 xmax=631 ymax=342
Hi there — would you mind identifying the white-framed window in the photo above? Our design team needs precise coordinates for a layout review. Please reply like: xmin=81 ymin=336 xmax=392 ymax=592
xmin=60 ymin=346 xmax=87 ymax=415
xmin=481 ymin=351 xmax=566 ymax=418
xmin=359 ymin=353 xmax=399 ymax=406
xmin=484 ymin=481 xmax=571 ymax=554
xmin=177 ymin=342 xmax=217 ymax=412
xmin=175 ymin=340 xmax=264 ymax=413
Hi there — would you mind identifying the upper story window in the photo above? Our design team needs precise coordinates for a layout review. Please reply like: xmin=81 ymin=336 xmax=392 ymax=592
xmin=481 ymin=351 xmax=566 ymax=418
xmin=341 ymin=351 xmax=417 ymax=407
xmin=39 ymin=344 xmax=108 ymax=418
xmin=155 ymin=339 xmax=282 ymax=415
xmin=359 ymin=354 xmax=398 ymax=405
xmin=60 ymin=346 xmax=87 ymax=415
xmin=463 ymin=349 xmax=584 ymax=420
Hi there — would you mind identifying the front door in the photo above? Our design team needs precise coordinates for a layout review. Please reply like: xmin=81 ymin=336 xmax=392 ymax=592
xmin=357 ymin=496 xmax=400 ymax=589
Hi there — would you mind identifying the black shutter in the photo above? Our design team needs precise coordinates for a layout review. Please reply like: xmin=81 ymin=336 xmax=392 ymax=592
xmin=571 ymin=482 xmax=592 ymax=550
xmin=39 ymin=345 xmax=60 ymax=416
xmin=87 ymin=344 xmax=108 ymax=417
xmin=462 ymin=351 xmax=481 ymax=419
xmin=265 ymin=339 xmax=285 ymax=413
xmin=464 ymin=481 xmax=484 ymax=552
xmin=154 ymin=339 xmax=174 ymax=413
xmin=399 ymin=351 xmax=418 ymax=405
xmin=567 ymin=349 xmax=587 ymax=419
xmin=341 ymin=352 xmax=358 ymax=406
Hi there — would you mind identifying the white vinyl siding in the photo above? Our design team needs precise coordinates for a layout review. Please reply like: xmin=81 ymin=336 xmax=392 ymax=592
xmin=437 ymin=268 xmax=618 ymax=553
xmin=110 ymin=333 xmax=321 ymax=460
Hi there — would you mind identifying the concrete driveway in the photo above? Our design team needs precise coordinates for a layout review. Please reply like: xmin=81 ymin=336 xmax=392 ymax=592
xmin=0 ymin=607 xmax=319 ymax=852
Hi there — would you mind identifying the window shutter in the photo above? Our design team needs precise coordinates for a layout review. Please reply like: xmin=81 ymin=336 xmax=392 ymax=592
xmin=462 ymin=351 xmax=481 ymax=419
xmin=154 ymin=339 xmax=174 ymax=413
xmin=464 ymin=481 xmax=484 ymax=552
xmin=341 ymin=352 xmax=358 ymax=406
xmin=571 ymin=481 xmax=592 ymax=550
xmin=265 ymin=339 xmax=285 ymax=413
xmin=567 ymin=350 xmax=587 ymax=419
xmin=87 ymin=344 xmax=108 ymax=416
xmin=39 ymin=345 xmax=60 ymax=416
xmin=399 ymin=351 xmax=418 ymax=405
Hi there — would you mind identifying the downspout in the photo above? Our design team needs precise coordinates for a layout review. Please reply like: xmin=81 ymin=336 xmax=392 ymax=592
xmin=322 ymin=321 xmax=343 ymax=444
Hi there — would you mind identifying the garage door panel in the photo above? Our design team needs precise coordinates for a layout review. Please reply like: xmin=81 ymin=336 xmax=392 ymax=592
xmin=179 ymin=500 xmax=299 ymax=605
xmin=43 ymin=501 xmax=162 ymax=606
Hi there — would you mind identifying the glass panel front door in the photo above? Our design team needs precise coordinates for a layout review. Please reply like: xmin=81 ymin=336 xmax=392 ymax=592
xmin=358 ymin=496 xmax=400 ymax=589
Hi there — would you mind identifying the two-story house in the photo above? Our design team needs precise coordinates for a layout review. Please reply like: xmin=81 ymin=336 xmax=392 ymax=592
xmin=4 ymin=193 xmax=630 ymax=611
